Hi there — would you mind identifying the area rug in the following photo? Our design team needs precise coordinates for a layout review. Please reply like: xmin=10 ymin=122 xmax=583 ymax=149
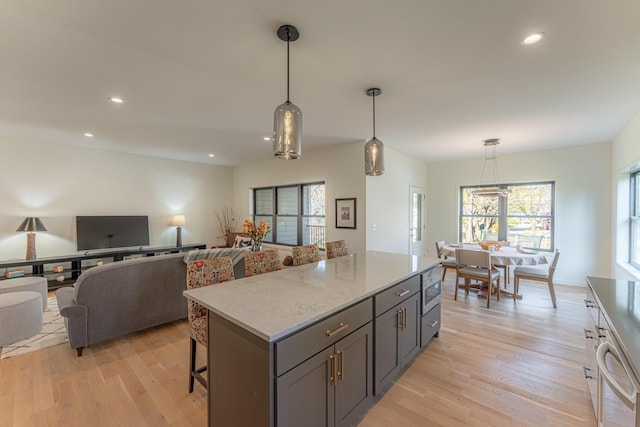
xmin=1 ymin=296 xmax=68 ymax=359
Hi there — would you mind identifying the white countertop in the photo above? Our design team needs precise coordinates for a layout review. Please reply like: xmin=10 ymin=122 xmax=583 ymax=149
xmin=184 ymin=251 xmax=440 ymax=342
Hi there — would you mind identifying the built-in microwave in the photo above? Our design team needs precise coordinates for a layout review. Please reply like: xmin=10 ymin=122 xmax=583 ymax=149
xmin=421 ymin=268 xmax=442 ymax=315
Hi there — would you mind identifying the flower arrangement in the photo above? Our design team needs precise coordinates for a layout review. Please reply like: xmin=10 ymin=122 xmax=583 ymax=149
xmin=242 ymin=219 xmax=272 ymax=251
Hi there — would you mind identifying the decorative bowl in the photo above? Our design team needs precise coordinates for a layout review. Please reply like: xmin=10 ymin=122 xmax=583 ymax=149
xmin=478 ymin=241 xmax=502 ymax=251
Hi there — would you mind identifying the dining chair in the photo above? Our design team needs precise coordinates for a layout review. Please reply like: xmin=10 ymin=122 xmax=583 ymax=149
xmin=186 ymin=256 xmax=235 ymax=392
xmin=292 ymin=244 xmax=320 ymax=266
xmin=513 ymin=250 xmax=560 ymax=308
xmin=325 ymin=240 xmax=348 ymax=259
xmin=244 ymin=249 xmax=281 ymax=277
xmin=455 ymin=248 xmax=501 ymax=308
xmin=435 ymin=240 xmax=457 ymax=281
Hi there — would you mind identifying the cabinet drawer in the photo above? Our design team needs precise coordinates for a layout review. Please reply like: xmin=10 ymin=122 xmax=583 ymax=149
xmin=375 ymin=274 xmax=421 ymax=317
xmin=422 ymin=266 xmax=442 ymax=286
xmin=275 ymin=298 xmax=373 ymax=376
xmin=421 ymin=304 xmax=441 ymax=347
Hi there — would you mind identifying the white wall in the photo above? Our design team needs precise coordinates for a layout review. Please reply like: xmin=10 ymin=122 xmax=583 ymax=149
xmin=232 ymin=141 xmax=367 ymax=255
xmin=366 ymin=147 xmax=429 ymax=254
xmin=426 ymin=142 xmax=611 ymax=285
xmin=611 ymin=111 xmax=640 ymax=280
xmin=0 ymin=137 xmax=233 ymax=260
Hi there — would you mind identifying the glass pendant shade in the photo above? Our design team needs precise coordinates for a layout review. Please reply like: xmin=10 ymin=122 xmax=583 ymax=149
xmin=273 ymin=100 xmax=302 ymax=160
xmin=364 ymin=137 xmax=384 ymax=176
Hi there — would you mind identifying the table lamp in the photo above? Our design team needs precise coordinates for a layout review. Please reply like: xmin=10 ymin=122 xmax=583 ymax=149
xmin=16 ymin=217 xmax=47 ymax=260
xmin=171 ymin=214 xmax=186 ymax=247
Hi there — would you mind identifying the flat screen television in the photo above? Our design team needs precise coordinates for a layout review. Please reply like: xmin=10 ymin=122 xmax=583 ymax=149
xmin=76 ymin=216 xmax=150 ymax=251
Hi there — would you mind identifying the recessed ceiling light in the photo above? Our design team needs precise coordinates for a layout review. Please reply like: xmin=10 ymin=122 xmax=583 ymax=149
xmin=263 ymin=137 xmax=272 ymax=141
xmin=109 ymin=96 xmax=124 ymax=104
xmin=84 ymin=132 xmax=94 ymax=138
xmin=522 ymin=32 xmax=544 ymax=45
xmin=208 ymin=153 xmax=215 ymax=158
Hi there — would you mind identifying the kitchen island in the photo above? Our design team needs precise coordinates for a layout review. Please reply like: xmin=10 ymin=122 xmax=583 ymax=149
xmin=184 ymin=251 xmax=441 ymax=427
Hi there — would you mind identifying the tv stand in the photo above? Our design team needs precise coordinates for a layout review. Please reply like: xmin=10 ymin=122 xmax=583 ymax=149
xmin=0 ymin=243 xmax=206 ymax=289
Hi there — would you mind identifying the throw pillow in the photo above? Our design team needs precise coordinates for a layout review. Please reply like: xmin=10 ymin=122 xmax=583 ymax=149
xmin=233 ymin=235 xmax=252 ymax=248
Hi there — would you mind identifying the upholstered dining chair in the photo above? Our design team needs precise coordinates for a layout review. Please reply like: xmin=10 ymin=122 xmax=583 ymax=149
xmin=186 ymin=256 xmax=235 ymax=393
xmin=435 ymin=240 xmax=457 ymax=281
xmin=292 ymin=244 xmax=321 ymax=266
xmin=325 ymin=240 xmax=348 ymax=259
xmin=244 ymin=249 xmax=281 ymax=277
xmin=513 ymin=250 xmax=560 ymax=308
xmin=455 ymin=248 xmax=501 ymax=308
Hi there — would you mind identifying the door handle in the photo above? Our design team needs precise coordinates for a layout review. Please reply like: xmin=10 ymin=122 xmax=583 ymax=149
xmin=337 ymin=350 xmax=344 ymax=382
xmin=397 ymin=309 xmax=404 ymax=330
xmin=402 ymin=307 xmax=407 ymax=330
xmin=329 ymin=354 xmax=336 ymax=386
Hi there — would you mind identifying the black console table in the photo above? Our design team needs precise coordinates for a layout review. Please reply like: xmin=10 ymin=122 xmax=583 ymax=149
xmin=0 ymin=243 xmax=206 ymax=289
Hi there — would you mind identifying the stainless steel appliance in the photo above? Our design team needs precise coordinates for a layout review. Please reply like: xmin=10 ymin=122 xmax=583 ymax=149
xmin=420 ymin=265 xmax=442 ymax=347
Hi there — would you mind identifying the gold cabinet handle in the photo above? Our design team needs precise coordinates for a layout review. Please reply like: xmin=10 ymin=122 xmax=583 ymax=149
xmin=403 ymin=307 xmax=407 ymax=330
xmin=329 ymin=354 xmax=336 ymax=386
xmin=337 ymin=350 xmax=344 ymax=381
xmin=396 ymin=289 xmax=410 ymax=297
xmin=430 ymin=319 xmax=439 ymax=328
xmin=326 ymin=322 xmax=349 ymax=337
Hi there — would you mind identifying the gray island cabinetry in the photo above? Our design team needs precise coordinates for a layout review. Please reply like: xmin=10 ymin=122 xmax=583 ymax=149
xmin=374 ymin=274 xmax=421 ymax=394
xmin=184 ymin=251 xmax=441 ymax=427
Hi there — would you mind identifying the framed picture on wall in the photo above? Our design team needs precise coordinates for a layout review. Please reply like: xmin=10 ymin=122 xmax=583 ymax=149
xmin=336 ymin=198 xmax=356 ymax=229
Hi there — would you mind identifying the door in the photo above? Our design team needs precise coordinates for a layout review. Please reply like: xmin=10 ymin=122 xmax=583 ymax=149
xmin=334 ymin=324 xmax=373 ymax=427
xmin=276 ymin=346 xmax=335 ymax=427
xmin=409 ymin=186 xmax=425 ymax=256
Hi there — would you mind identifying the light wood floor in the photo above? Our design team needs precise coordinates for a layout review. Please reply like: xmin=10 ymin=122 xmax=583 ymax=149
xmin=0 ymin=276 xmax=596 ymax=427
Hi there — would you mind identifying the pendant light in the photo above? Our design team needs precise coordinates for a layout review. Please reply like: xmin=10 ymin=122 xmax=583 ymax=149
xmin=364 ymin=88 xmax=385 ymax=176
xmin=273 ymin=25 xmax=302 ymax=160
xmin=472 ymin=138 xmax=511 ymax=197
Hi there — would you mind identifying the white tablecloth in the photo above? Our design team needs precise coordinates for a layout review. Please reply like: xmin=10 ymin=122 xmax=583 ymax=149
xmin=443 ymin=244 xmax=548 ymax=266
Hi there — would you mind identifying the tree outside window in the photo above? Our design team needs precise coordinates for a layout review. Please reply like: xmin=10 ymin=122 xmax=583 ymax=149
xmin=460 ymin=182 xmax=554 ymax=250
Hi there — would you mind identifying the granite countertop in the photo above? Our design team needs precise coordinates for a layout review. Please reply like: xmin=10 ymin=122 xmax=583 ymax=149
xmin=586 ymin=276 xmax=640 ymax=379
xmin=184 ymin=251 xmax=440 ymax=342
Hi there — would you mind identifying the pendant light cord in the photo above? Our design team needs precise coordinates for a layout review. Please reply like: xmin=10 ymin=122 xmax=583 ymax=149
xmin=286 ymin=30 xmax=290 ymax=103
xmin=372 ymin=94 xmax=376 ymax=138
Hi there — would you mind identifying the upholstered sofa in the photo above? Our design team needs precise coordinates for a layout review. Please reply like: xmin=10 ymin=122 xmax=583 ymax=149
xmin=56 ymin=249 xmax=247 ymax=356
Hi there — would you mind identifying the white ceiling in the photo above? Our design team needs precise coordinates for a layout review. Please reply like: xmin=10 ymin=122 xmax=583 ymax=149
xmin=2 ymin=0 xmax=640 ymax=167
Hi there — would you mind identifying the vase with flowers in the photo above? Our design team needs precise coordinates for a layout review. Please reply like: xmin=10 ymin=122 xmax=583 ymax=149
xmin=242 ymin=219 xmax=272 ymax=252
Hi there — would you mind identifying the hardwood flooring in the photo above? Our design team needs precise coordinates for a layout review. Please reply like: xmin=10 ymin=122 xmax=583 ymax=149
xmin=0 ymin=276 xmax=596 ymax=427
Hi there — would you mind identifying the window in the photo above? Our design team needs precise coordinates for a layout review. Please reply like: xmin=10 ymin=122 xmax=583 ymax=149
xmin=460 ymin=182 xmax=555 ymax=250
xmin=630 ymin=170 xmax=640 ymax=268
xmin=251 ymin=182 xmax=326 ymax=248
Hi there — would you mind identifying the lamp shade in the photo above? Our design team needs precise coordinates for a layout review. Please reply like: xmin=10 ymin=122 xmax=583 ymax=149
xmin=364 ymin=137 xmax=385 ymax=176
xmin=16 ymin=217 xmax=47 ymax=232
xmin=170 ymin=214 xmax=186 ymax=227
xmin=273 ymin=101 xmax=302 ymax=159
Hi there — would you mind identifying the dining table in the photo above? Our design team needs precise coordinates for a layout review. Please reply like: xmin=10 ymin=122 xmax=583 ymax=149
xmin=443 ymin=243 xmax=549 ymax=299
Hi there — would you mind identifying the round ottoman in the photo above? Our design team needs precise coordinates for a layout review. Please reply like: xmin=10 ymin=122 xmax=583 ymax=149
xmin=0 ymin=276 xmax=48 ymax=309
xmin=0 ymin=291 xmax=43 ymax=347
